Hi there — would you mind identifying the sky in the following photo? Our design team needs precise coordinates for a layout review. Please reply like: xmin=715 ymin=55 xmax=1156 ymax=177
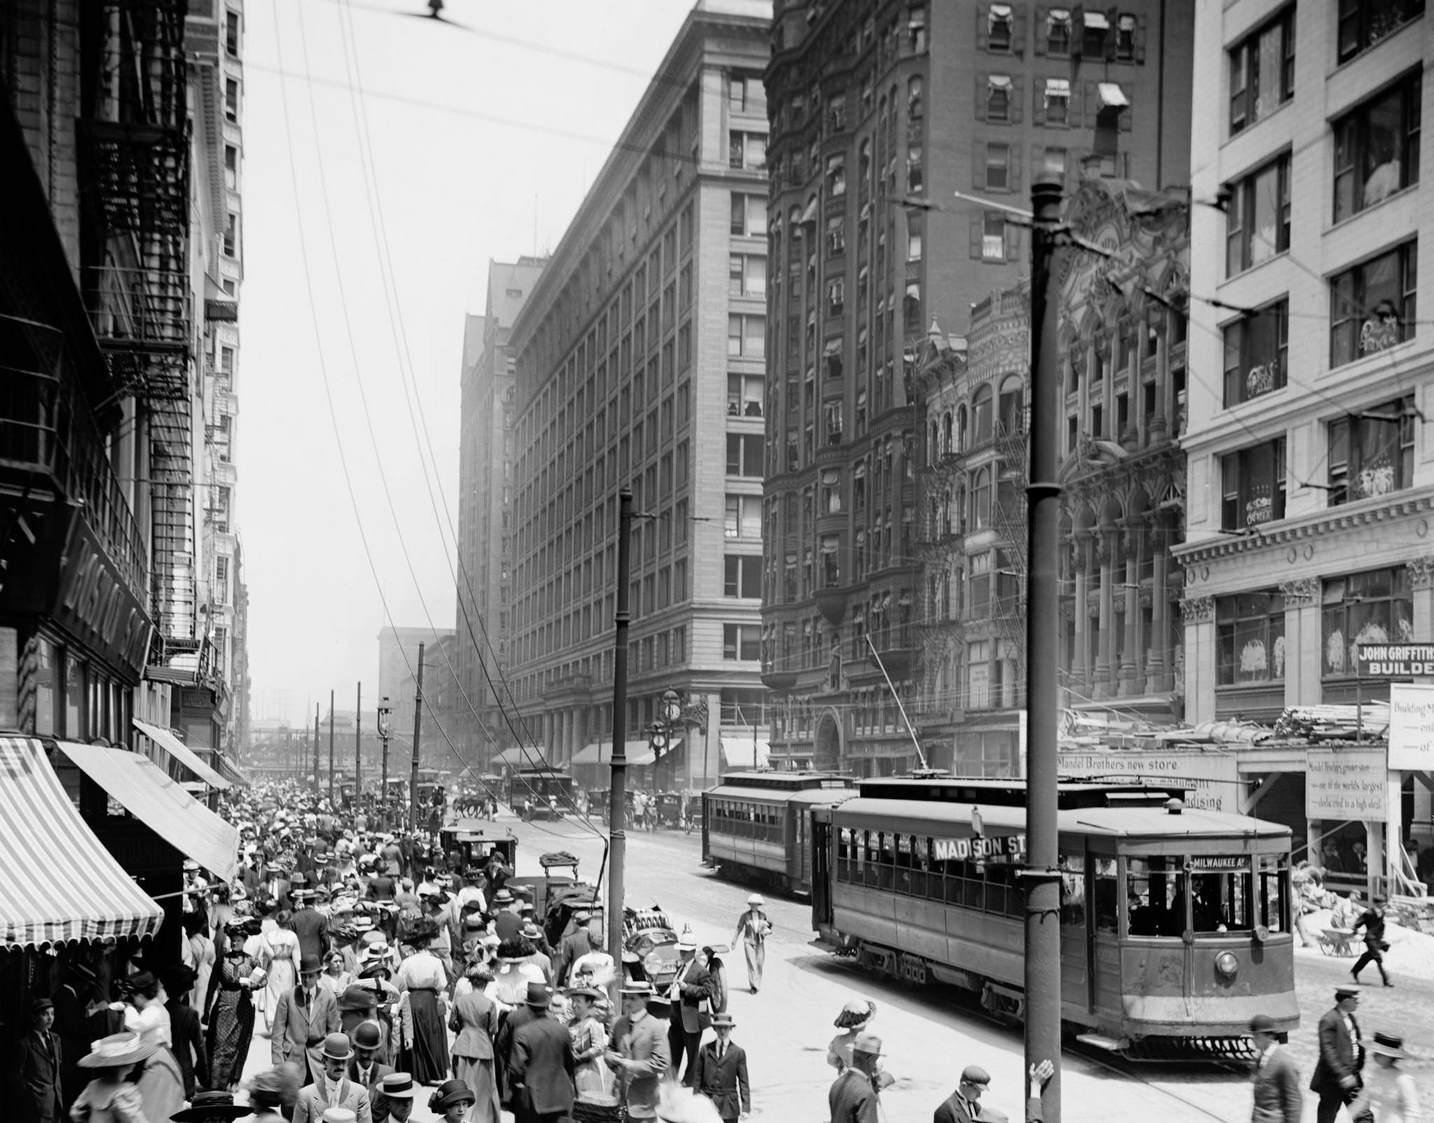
xmin=241 ymin=0 xmax=708 ymax=725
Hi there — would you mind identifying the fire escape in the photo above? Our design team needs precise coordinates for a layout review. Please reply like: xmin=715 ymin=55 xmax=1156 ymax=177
xmin=78 ymin=1 xmax=197 ymax=672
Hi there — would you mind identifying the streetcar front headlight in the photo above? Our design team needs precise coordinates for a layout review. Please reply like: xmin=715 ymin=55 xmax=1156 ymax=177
xmin=1215 ymin=951 xmax=1239 ymax=978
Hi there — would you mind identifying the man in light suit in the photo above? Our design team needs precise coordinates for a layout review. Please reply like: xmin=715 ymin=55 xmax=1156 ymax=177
xmin=665 ymin=932 xmax=712 ymax=1087
xmin=691 ymin=1013 xmax=750 ymax=1123
xmin=1309 ymin=986 xmax=1367 ymax=1123
xmin=345 ymin=1021 xmax=394 ymax=1123
xmin=293 ymin=1033 xmax=372 ymax=1123
xmin=272 ymin=956 xmax=341 ymax=1087
xmin=1248 ymin=1014 xmax=1302 ymax=1123
xmin=604 ymin=982 xmax=670 ymax=1121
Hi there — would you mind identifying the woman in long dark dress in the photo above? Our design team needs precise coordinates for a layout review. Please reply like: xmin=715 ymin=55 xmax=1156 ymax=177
xmin=394 ymin=919 xmax=449 ymax=1084
xmin=205 ymin=925 xmax=264 ymax=1088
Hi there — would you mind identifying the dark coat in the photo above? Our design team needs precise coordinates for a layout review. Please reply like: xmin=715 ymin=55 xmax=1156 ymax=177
xmin=16 ymin=1028 xmax=63 ymax=1123
xmin=829 ymin=1068 xmax=880 ymax=1123
xmin=290 ymin=906 xmax=330 ymax=962
xmin=165 ymin=999 xmax=209 ymax=1099
xmin=667 ymin=957 xmax=712 ymax=1034
xmin=346 ymin=1059 xmax=394 ymax=1123
xmin=1309 ymin=1006 xmax=1363 ymax=1096
xmin=554 ymin=929 xmax=593 ymax=986
xmin=509 ymin=1012 xmax=576 ymax=1119
xmin=692 ymin=1039 xmax=750 ymax=1120
xmin=1251 ymin=1045 xmax=1303 ymax=1123
xmin=496 ymin=1001 xmax=539 ymax=1106
xmin=933 ymin=1091 xmax=986 ymax=1123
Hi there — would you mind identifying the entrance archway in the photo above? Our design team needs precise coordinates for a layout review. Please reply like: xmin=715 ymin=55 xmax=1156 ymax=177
xmin=815 ymin=712 xmax=842 ymax=772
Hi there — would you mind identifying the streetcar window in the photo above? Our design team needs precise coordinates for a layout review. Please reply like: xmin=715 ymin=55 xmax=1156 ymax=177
xmin=1126 ymin=856 xmax=1183 ymax=937
xmin=1058 ymin=852 xmax=1086 ymax=926
xmin=1257 ymin=854 xmax=1288 ymax=932
xmin=1189 ymin=859 xmax=1253 ymax=932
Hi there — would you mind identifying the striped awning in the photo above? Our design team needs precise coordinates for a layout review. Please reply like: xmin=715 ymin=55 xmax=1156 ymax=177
xmin=54 ymin=742 xmax=239 ymax=882
xmin=133 ymin=718 xmax=231 ymax=790
xmin=0 ymin=736 xmax=164 ymax=949
xmin=214 ymin=754 xmax=251 ymax=787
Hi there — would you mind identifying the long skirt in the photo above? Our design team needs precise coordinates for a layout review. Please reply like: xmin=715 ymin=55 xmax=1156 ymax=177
xmin=453 ymin=1056 xmax=501 ymax=1123
xmin=404 ymin=988 xmax=448 ymax=1084
xmin=207 ymin=990 xmax=255 ymax=1088
xmin=136 ymin=1047 xmax=185 ymax=1122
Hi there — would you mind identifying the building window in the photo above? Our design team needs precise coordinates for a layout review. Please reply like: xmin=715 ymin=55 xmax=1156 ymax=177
xmin=1337 ymin=0 xmax=1425 ymax=64
xmin=1321 ymin=568 xmax=1412 ymax=677
xmin=730 ymin=193 xmax=767 ymax=237
xmin=1330 ymin=241 xmax=1417 ymax=367
xmin=1217 ymin=592 xmax=1286 ymax=685
xmin=1328 ymin=394 xmax=1416 ymax=504
xmin=728 ymin=73 xmax=765 ymax=115
xmin=985 ymin=142 xmax=1011 ymax=190
xmin=728 ymin=373 xmax=763 ymax=416
xmin=907 ymin=214 xmax=924 ymax=262
xmin=1115 ymin=13 xmax=1138 ymax=59
xmin=729 ymin=131 xmax=766 ymax=170
xmin=1221 ymin=438 xmax=1286 ymax=530
xmin=827 ymin=278 xmax=845 ymax=315
xmin=826 ymin=216 xmax=846 ymax=256
xmin=1222 ymin=299 xmax=1288 ymax=406
xmin=726 ymin=434 xmax=764 ymax=476
xmin=1042 ymin=78 xmax=1070 ymax=124
xmin=1229 ymin=9 xmax=1295 ymax=135
xmin=1081 ymin=9 xmax=1109 ymax=56
xmin=224 ymin=143 xmax=238 ymax=188
xmin=724 ymin=494 xmax=761 ymax=538
xmin=728 ymin=314 xmax=766 ymax=358
xmin=729 ymin=254 xmax=766 ymax=298
xmin=724 ymin=556 xmax=762 ymax=598
xmin=908 ymin=76 xmax=924 ymax=120
xmin=1042 ymin=146 xmax=1067 ymax=178
xmin=223 ymin=211 xmax=238 ymax=257
xmin=973 ymin=212 xmax=1015 ymax=262
xmin=723 ymin=624 xmax=761 ymax=661
xmin=907 ymin=144 xmax=924 ymax=193
xmin=225 ymin=77 xmax=239 ymax=122
xmin=1044 ymin=8 xmax=1071 ymax=54
xmin=225 ymin=8 xmax=240 ymax=55
xmin=1224 ymin=154 xmax=1290 ymax=276
xmin=826 ymin=154 xmax=846 ymax=197
xmin=986 ymin=74 xmax=1013 ymax=121
xmin=986 ymin=3 xmax=1013 ymax=50
xmin=1332 ymin=71 xmax=1421 ymax=222
xmin=967 ymin=640 xmax=992 ymax=708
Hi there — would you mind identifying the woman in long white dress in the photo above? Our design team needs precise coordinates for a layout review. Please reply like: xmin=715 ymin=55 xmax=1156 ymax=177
xmin=1361 ymin=1032 xmax=1422 ymax=1123
xmin=118 ymin=971 xmax=185 ymax=1123
xmin=257 ymin=910 xmax=302 ymax=1036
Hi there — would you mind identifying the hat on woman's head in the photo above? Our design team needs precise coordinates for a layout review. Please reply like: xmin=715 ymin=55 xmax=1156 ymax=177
xmin=833 ymin=998 xmax=877 ymax=1029
xmin=427 ymin=1079 xmax=476 ymax=1111
xmin=169 ymin=1090 xmax=251 ymax=1121
xmin=79 ymin=1032 xmax=156 ymax=1069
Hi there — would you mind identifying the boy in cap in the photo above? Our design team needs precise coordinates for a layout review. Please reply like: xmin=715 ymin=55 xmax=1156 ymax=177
xmin=17 ymin=997 xmax=63 ymax=1123
xmin=1248 ymin=1014 xmax=1302 ymax=1123
xmin=1350 ymin=895 xmax=1391 ymax=987
xmin=691 ymin=1012 xmax=749 ymax=1123
xmin=932 ymin=1060 xmax=1056 ymax=1123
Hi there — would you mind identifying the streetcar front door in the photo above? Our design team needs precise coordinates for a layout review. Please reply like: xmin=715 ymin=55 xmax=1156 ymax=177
xmin=811 ymin=815 xmax=834 ymax=927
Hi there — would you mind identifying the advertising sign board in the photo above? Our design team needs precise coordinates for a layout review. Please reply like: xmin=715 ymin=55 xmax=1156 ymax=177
xmin=1056 ymin=749 xmax=1240 ymax=813
xmin=1305 ymin=748 xmax=1388 ymax=819
xmin=1389 ymin=682 xmax=1434 ymax=771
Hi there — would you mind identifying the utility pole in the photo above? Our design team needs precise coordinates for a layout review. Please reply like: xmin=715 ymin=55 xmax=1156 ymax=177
xmin=355 ymin=681 xmax=362 ymax=802
xmin=378 ymin=696 xmax=393 ymax=829
xmin=312 ymin=703 xmax=320 ymax=789
xmin=606 ymin=488 xmax=633 ymax=996
xmin=327 ymin=689 xmax=335 ymax=807
xmin=1023 ymin=176 xmax=1065 ymax=1121
xmin=409 ymin=643 xmax=425 ymax=832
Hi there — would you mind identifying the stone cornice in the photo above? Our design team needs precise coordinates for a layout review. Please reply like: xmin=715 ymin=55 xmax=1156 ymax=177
xmin=1173 ymin=489 xmax=1434 ymax=567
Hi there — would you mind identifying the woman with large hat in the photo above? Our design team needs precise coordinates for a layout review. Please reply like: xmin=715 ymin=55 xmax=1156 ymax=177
xmin=167 ymin=1090 xmax=249 ymax=1122
xmin=1361 ymin=1032 xmax=1420 ymax=1123
xmin=567 ymin=985 xmax=618 ymax=1122
xmin=826 ymin=998 xmax=878 ymax=1072
xmin=205 ymin=920 xmax=266 ymax=1089
xmin=426 ymin=1079 xmax=475 ymax=1123
xmin=393 ymin=918 xmax=450 ymax=1085
xmin=119 ymin=970 xmax=185 ymax=1123
xmin=69 ymin=1032 xmax=155 ymax=1123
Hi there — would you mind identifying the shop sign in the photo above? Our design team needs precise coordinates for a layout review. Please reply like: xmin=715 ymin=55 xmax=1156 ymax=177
xmin=52 ymin=517 xmax=153 ymax=678
xmin=934 ymin=834 xmax=1026 ymax=862
xmin=1388 ymin=683 xmax=1434 ymax=771
xmin=1356 ymin=643 xmax=1434 ymax=678
xmin=1057 ymin=750 xmax=1240 ymax=813
xmin=1305 ymin=748 xmax=1387 ymax=820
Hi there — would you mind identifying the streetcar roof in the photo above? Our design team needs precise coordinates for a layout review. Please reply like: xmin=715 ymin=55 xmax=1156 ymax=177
xmin=832 ymin=798 xmax=1290 ymax=841
xmin=714 ymin=770 xmax=854 ymax=790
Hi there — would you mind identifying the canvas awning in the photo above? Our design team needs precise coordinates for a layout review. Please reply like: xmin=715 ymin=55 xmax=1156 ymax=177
xmin=571 ymin=740 xmax=667 ymax=768
xmin=0 ymin=736 xmax=164 ymax=948
xmin=1083 ymin=10 xmax=1110 ymax=28
xmin=133 ymin=718 xmax=231 ymax=790
xmin=55 ymin=742 xmax=239 ymax=882
xmin=492 ymin=747 xmax=548 ymax=769
xmin=720 ymin=737 xmax=771 ymax=770
xmin=1098 ymin=82 xmax=1130 ymax=108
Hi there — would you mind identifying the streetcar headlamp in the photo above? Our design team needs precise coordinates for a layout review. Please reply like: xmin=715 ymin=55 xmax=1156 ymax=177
xmin=1214 ymin=951 xmax=1239 ymax=978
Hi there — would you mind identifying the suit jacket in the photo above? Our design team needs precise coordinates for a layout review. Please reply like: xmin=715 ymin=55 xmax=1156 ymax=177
xmin=271 ymin=984 xmax=341 ymax=1066
xmin=16 ymin=1029 xmax=64 ymax=1123
xmin=346 ymin=1060 xmax=394 ymax=1123
xmin=555 ymin=928 xmax=593 ymax=985
xmin=290 ymin=907 xmax=330 ymax=963
xmin=451 ymin=989 xmax=498 ymax=1060
xmin=667 ymin=958 xmax=712 ymax=1035
xmin=692 ymin=1040 xmax=750 ymax=1119
xmin=510 ymin=1013 xmax=576 ymax=1116
xmin=165 ymin=1000 xmax=209 ymax=1099
xmin=829 ymin=1068 xmax=880 ymax=1123
xmin=1252 ymin=1045 xmax=1303 ymax=1123
xmin=1310 ymin=1007 xmax=1364 ymax=1095
xmin=611 ymin=1011 xmax=670 ymax=1117
xmin=292 ymin=1077 xmax=373 ymax=1123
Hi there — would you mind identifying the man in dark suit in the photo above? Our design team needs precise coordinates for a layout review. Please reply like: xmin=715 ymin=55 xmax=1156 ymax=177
xmin=291 ymin=886 xmax=331 ymax=965
xmin=1309 ymin=986 xmax=1366 ymax=1123
xmin=829 ymin=1033 xmax=883 ymax=1123
xmin=271 ymin=956 xmax=341 ymax=1086
xmin=692 ymin=1013 xmax=749 ymax=1123
xmin=664 ymin=933 xmax=712 ymax=1087
xmin=508 ymin=983 xmax=575 ymax=1123
xmin=162 ymin=965 xmax=209 ymax=1101
xmin=1350 ymin=895 xmax=1391 ymax=987
xmin=1248 ymin=1014 xmax=1302 ymax=1123
xmin=16 ymin=998 xmax=64 ymax=1123
xmin=496 ymin=981 xmax=544 ymax=1110
xmin=553 ymin=908 xmax=598 ymax=987
xmin=346 ymin=1021 xmax=394 ymax=1123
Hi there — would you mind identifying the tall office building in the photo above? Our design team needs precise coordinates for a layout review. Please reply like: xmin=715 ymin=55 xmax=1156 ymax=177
xmin=455 ymin=258 xmax=546 ymax=766
xmin=760 ymin=0 xmax=1193 ymax=773
xmin=506 ymin=1 xmax=772 ymax=789
xmin=1176 ymin=1 xmax=1431 ymax=858
xmin=377 ymin=625 xmax=457 ymax=760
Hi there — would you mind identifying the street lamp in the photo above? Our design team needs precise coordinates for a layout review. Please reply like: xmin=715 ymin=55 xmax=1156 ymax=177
xmin=377 ymin=696 xmax=393 ymax=827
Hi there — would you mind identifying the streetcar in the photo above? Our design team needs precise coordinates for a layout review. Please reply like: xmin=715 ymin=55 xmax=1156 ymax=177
xmin=702 ymin=771 xmax=856 ymax=894
xmin=509 ymin=767 xmax=576 ymax=821
xmin=810 ymin=777 xmax=1298 ymax=1056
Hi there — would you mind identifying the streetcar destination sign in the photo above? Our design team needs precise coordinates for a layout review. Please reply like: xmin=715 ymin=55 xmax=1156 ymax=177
xmin=1356 ymin=643 xmax=1434 ymax=677
xmin=933 ymin=834 xmax=1026 ymax=862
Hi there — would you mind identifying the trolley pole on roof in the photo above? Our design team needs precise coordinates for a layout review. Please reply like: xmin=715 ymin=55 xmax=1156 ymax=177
xmin=1024 ymin=176 xmax=1066 ymax=1120
xmin=607 ymin=488 xmax=634 ymax=999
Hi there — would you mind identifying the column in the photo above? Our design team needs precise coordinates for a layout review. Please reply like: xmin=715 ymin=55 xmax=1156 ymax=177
xmin=1178 ymin=595 xmax=1215 ymax=722
xmin=1095 ymin=528 xmax=1116 ymax=699
xmin=1118 ymin=525 xmax=1141 ymax=696
xmin=1279 ymin=578 xmax=1320 ymax=708
xmin=1407 ymin=557 xmax=1434 ymax=645
xmin=1071 ymin=535 xmax=1089 ymax=694
xmin=1146 ymin=521 xmax=1168 ymax=692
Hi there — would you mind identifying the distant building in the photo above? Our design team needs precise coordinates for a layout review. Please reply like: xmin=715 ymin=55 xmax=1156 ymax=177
xmin=455 ymin=258 xmax=546 ymax=766
xmin=760 ymin=0 xmax=1193 ymax=773
xmin=506 ymin=1 xmax=772 ymax=787
xmin=376 ymin=625 xmax=457 ymax=760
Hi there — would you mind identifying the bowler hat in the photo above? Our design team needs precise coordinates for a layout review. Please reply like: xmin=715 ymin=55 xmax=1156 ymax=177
xmin=321 ymin=1032 xmax=353 ymax=1061
xmin=352 ymin=1020 xmax=384 ymax=1050
xmin=851 ymin=1032 xmax=883 ymax=1057
xmin=525 ymin=981 xmax=551 ymax=1008
xmin=337 ymin=985 xmax=376 ymax=1013
xmin=299 ymin=955 xmax=323 ymax=976
xmin=1248 ymin=1014 xmax=1278 ymax=1034
xmin=169 ymin=1090 xmax=250 ymax=1120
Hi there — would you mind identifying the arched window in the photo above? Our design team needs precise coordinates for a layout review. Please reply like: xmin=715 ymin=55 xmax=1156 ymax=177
xmin=942 ymin=411 xmax=953 ymax=455
xmin=973 ymin=384 xmax=994 ymax=442
xmin=971 ymin=467 xmax=992 ymax=529
xmin=956 ymin=404 xmax=969 ymax=451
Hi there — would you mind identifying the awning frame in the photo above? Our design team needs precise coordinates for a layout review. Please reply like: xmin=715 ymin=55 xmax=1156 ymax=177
xmin=132 ymin=718 xmax=231 ymax=790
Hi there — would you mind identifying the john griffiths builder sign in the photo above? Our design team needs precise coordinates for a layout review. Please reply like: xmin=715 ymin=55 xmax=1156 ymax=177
xmin=1356 ymin=644 xmax=1434 ymax=677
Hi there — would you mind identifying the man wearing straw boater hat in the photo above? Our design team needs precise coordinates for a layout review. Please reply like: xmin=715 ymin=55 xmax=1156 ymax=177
xmin=372 ymin=1072 xmax=420 ymax=1123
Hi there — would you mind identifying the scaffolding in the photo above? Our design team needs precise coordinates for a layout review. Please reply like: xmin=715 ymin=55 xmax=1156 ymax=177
xmin=78 ymin=0 xmax=195 ymax=654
